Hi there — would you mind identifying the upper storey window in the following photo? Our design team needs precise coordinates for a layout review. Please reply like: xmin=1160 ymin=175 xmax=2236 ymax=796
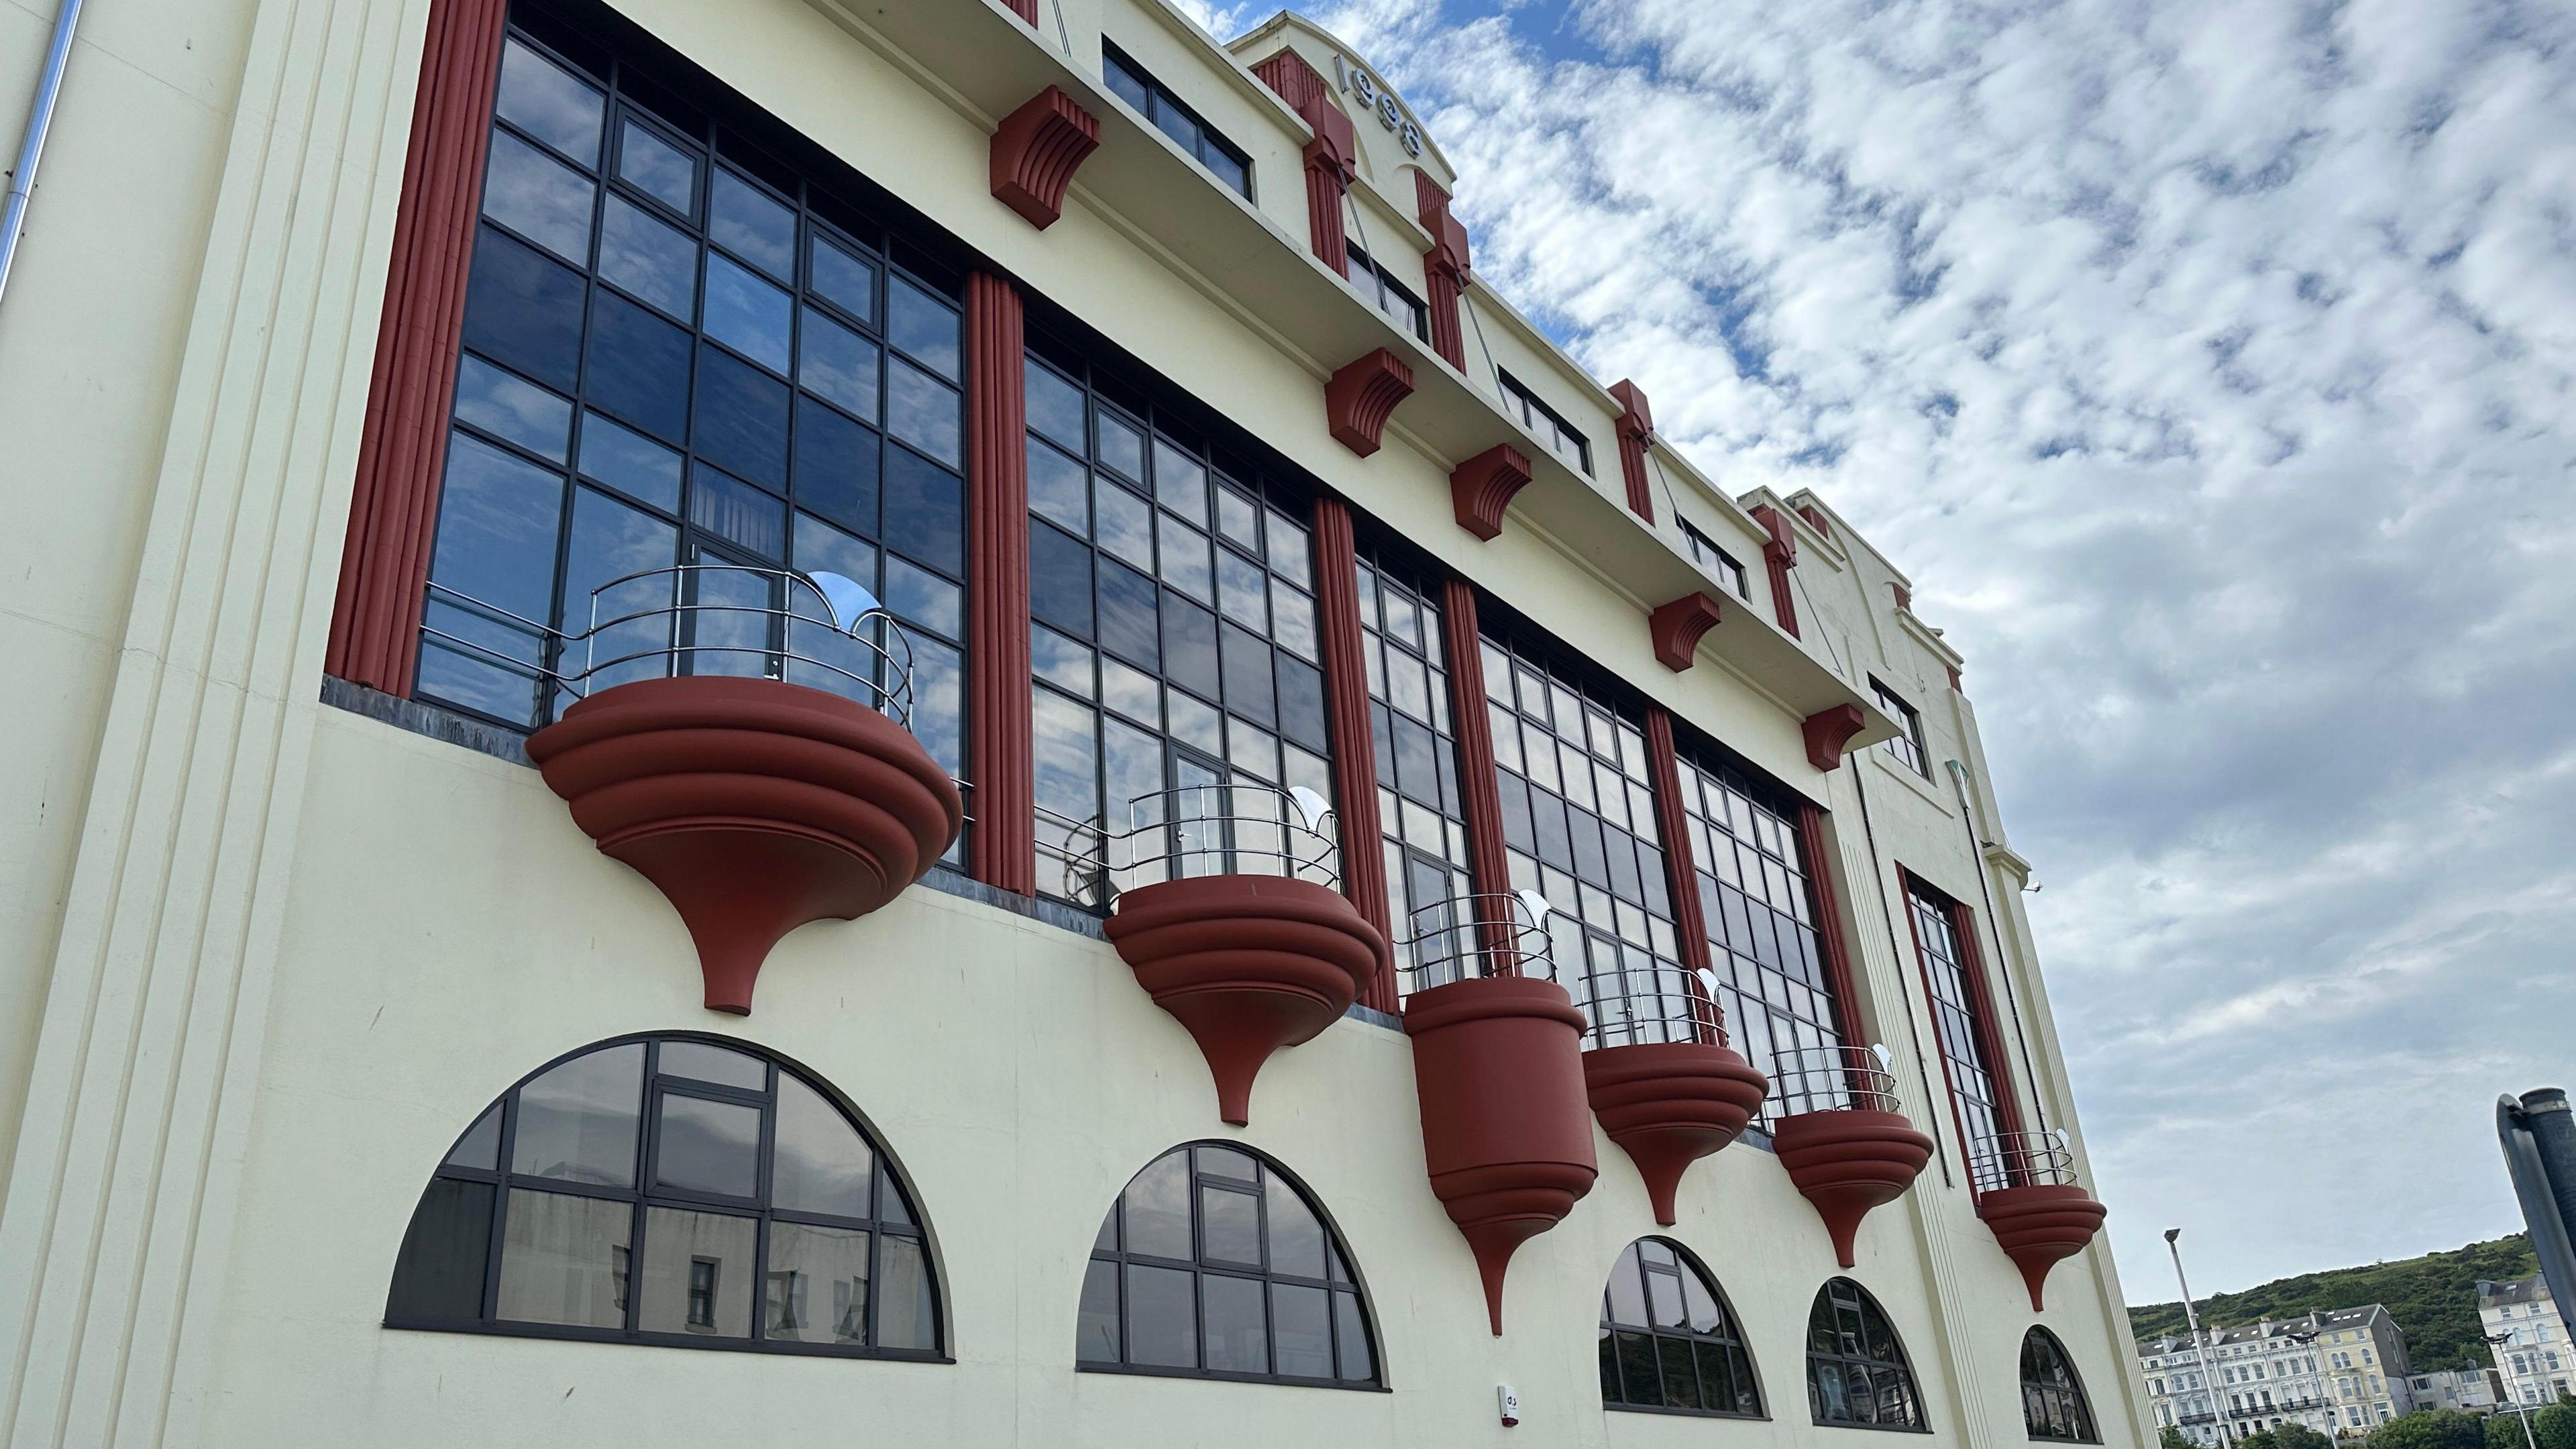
xmin=1344 ymin=237 xmax=1429 ymax=342
xmin=1357 ymin=547 xmax=1472 ymax=992
xmin=1480 ymin=634 xmax=1690 ymax=1044
xmin=1673 ymin=746 xmax=1842 ymax=1123
xmin=1499 ymin=372 xmax=1592 ymax=477
xmin=1872 ymin=679 xmax=1929 ymax=775
xmin=1681 ymin=520 xmax=1750 ymax=600
xmin=1103 ymin=44 xmax=1252 ymax=199
xmin=420 ymin=24 xmax=964 ymax=791
xmin=1024 ymin=333 xmax=1333 ymax=905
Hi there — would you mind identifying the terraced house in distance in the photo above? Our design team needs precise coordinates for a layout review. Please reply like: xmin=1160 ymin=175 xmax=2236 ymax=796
xmin=0 ymin=0 xmax=2147 ymax=1444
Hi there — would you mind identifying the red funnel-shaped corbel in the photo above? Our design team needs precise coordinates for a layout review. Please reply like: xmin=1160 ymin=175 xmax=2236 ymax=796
xmin=1771 ymin=1108 xmax=1936 ymax=1267
xmin=527 ymin=676 xmax=963 ymax=1013
xmin=1584 ymin=1041 xmax=1770 ymax=1224
xmin=1978 ymin=1183 xmax=2108 ymax=1309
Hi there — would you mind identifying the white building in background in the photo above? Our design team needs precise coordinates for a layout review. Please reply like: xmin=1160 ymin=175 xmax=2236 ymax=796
xmin=2481 ymin=1277 xmax=2572 ymax=1406
xmin=2405 ymin=1368 xmax=2506 ymax=1414
xmin=2140 ymin=1307 xmax=2411 ymax=1442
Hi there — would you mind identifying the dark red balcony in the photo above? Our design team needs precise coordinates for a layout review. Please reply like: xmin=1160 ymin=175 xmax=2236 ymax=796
xmin=508 ymin=566 xmax=961 ymax=1014
xmin=1576 ymin=968 xmax=1768 ymax=1226
xmin=1767 ymin=1045 xmax=1937 ymax=1267
xmin=1085 ymin=784 xmax=1387 ymax=1126
xmin=1971 ymin=1130 xmax=2108 ymax=1309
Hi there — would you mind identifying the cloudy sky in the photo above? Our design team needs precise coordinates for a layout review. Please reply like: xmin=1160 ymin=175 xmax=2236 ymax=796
xmin=1184 ymin=0 xmax=2576 ymax=1297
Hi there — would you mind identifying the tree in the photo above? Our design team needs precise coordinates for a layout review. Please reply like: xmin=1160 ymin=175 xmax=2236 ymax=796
xmin=2163 ymin=1428 xmax=2198 ymax=1449
xmin=2534 ymin=1401 xmax=2576 ymax=1449
xmin=2275 ymin=1424 xmax=2336 ymax=1449
xmin=2365 ymin=1410 xmax=2488 ymax=1449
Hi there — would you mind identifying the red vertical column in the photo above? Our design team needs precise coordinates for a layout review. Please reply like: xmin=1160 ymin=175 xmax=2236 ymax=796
xmin=966 ymin=272 xmax=1034 ymax=894
xmin=1310 ymin=496 xmax=1393 ymax=1008
xmin=1947 ymin=896 xmax=2031 ymax=1160
xmin=325 ymin=0 xmax=510 ymax=695
xmin=1251 ymin=50 xmax=1354 ymax=274
xmin=1415 ymin=172 xmax=1470 ymax=371
xmin=1644 ymin=708 xmax=1723 ymax=1042
xmin=1439 ymin=581 xmax=1515 ymax=959
xmin=1610 ymin=380 xmax=1656 ymax=523
xmin=1796 ymin=804 xmax=1867 ymax=1045
xmin=1752 ymin=504 xmax=1800 ymax=639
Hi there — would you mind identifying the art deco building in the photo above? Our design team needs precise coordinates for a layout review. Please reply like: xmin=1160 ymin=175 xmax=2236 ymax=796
xmin=0 ymin=0 xmax=2148 ymax=1443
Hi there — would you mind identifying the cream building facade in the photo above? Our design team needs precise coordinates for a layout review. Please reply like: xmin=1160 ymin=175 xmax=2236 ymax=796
xmin=2483 ymin=1276 xmax=2573 ymax=1406
xmin=0 ymin=0 xmax=2151 ymax=1445
xmin=2140 ymin=1307 xmax=2412 ymax=1444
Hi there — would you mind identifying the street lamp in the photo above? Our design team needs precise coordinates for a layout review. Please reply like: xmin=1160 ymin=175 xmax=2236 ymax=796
xmin=2483 ymin=1331 xmax=2541 ymax=1449
xmin=2169 ymin=1228 xmax=2235 ymax=1448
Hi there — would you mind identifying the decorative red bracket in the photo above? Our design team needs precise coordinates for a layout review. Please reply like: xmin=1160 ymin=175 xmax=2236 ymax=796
xmin=1450 ymin=443 xmax=1532 ymax=539
xmin=1648 ymin=592 xmax=1724 ymax=672
xmin=1609 ymin=380 xmax=1656 ymax=521
xmin=1803 ymin=703 xmax=1868 ymax=771
xmin=1326 ymin=348 xmax=1415 ymax=457
xmin=989 ymin=87 xmax=1100 ymax=231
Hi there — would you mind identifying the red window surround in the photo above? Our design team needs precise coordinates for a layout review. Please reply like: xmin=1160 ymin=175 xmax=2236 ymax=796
xmin=1437 ymin=580 xmax=1515 ymax=954
xmin=1794 ymin=804 xmax=1867 ymax=1044
xmin=325 ymin=0 xmax=511 ymax=696
xmin=966 ymin=273 xmax=1034 ymax=894
xmin=1899 ymin=870 xmax=2029 ymax=1192
xmin=1312 ymin=495 xmax=1395 ymax=1006
xmin=1644 ymin=708 xmax=1725 ymax=1044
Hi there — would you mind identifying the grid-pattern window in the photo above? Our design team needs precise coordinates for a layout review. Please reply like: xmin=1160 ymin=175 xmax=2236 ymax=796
xmin=1356 ymin=551 xmax=1473 ymax=989
xmin=1102 ymin=44 xmax=1252 ymax=199
xmin=1498 ymin=371 xmax=1592 ymax=476
xmin=1599 ymin=1238 xmax=1764 ymax=1417
xmin=1911 ymin=880 xmax=2011 ymax=1189
xmin=384 ymin=1034 xmax=938 ymax=1357
xmin=1681 ymin=520 xmax=1750 ymax=600
xmin=2023 ymin=1330 xmax=2101 ymax=1442
xmin=1674 ymin=751 xmax=1843 ymax=1122
xmin=1807 ymin=1278 xmax=1927 ymax=1430
xmin=417 ymin=24 xmax=964 ymax=804
xmin=1024 ymin=337 xmax=1334 ymax=904
xmin=1480 ymin=635 xmax=1688 ymax=1044
xmin=1344 ymin=237 xmax=1429 ymax=342
xmin=1077 ymin=1144 xmax=1378 ymax=1387
xmin=1873 ymin=679 xmax=1928 ymax=775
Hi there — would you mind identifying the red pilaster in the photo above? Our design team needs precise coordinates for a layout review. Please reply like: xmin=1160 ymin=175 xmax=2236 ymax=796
xmin=1948 ymin=896 xmax=2031 ymax=1150
xmin=1252 ymin=49 xmax=1354 ymax=274
xmin=1440 ymin=582 xmax=1514 ymax=951
xmin=1311 ymin=497 xmax=1393 ymax=1008
xmin=1645 ymin=709 xmax=1720 ymax=1040
xmin=1752 ymin=504 xmax=1800 ymax=639
xmin=1609 ymin=379 xmax=1656 ymax=522
xmin=1000 ymin=0 xmax=1037 ymax=19
xmin=1796 ymin=804 xmax=1865 ymax=1043
xmin=1415 ymin=172 xmax=1470 ymax=370
xmin=967 ymin=272 xmax=1034 ymax=894
xmin=325 ymin=0 xmax=510 ymax=695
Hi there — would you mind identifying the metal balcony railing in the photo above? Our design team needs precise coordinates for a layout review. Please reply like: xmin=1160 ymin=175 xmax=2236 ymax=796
xmin=1769 ymin=1042 xmax=1904 ymax=1118
xmin=1052 ymin=782 xmax=1338 ymax=909
xmin=1395 ymin=890 xmax=1557 ymax=996
xmin=1967 ymin=1128 xmax=2080 ymax=1194
xmin=1566 ymin=958 xmax=1728 ymax=1052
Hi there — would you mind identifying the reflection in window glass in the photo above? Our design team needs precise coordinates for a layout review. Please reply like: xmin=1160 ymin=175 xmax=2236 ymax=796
xmin=1599 ymin=1238 xmax=1763 ymax=1417
xmin=2023 ymin=1328 xmax=2102 ymax=1442
xmin=386 ymin=1036 xmax=939 ymax=1358
xmin=1358 ymin=548 xmax=1472 ymax=997
xmin=1807 ymin=1278 xmax=1925 ymax=1430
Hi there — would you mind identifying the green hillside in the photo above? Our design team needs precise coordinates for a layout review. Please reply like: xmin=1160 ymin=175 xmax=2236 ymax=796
xmin=2129 ymin=1234 xmax=2537 ymax=1373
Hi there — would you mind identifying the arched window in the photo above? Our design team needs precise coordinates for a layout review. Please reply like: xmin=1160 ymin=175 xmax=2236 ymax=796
xmin=1807 ymin=1278 xmax=1926 ymax=1430
xmin=2022 ymin=1328 xmax=2100 ymax=1442
xmin=1076 ymin=1143 xmax=1379 ymax=1387
xmin=1599 ymin=1238 xmax=1764 ymax=1417
xmin=385 ymin=1034 xmax=940 ymax=1358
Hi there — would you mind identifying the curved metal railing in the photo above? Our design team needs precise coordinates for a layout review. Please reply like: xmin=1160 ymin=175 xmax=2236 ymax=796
xmin=1968 ymin=1128 xmax=2078 ymax=1193
xmin=421 ymin=565 xmax=922 ymax=727
xmin=1568 ymin=959 xmax=1728 ymax=1051
xmin=1058 ymin=782 xmax=1339 ymax=909
xmin=1769 ymin=1042 xmax=1904 ymax=1118
xmin=1395 ymin=890 xmax=1557 ymax=996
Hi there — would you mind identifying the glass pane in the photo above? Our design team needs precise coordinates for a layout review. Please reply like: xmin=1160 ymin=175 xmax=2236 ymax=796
xmin=1660 ymin=1334 xmax=1703 ymax=1409
xmin=877 ymin=1233 xmax=937 ymax=1350
xmin=578 ymin=411 xmax=683 ymax=512
xmin=765 ymin=1221 xmax=869 ymax=1345
xmin=653 ymin=1093 xmax=761 ymax=1197
xmin=482 ymin=128 xmax=596 ymax=264
xmin=1273 ymin=1283 xmax=1330 ymax=1377
xmin=1030 ymin=520 xmax=1094 ymax=638
xmin=462 ymin=227 xmax=586 ymax=391
xmin=710 ymin=168 xmax=794 ymax=279
xmin=688 ymin=466 xmax=786 ymax=559
xmin=1682 ymin=1266 xmax=1723 ymax=1334
xmin=771 ymin=1072 xmax=875 ymax=1218
xmin=495 ymin=1187 xmax=631 ymax=1327
xmin=888 ymin=274 xmax=960 ymax=380
xmin=1126 ymin=1263 xmax=1196 ymax=1368
xmin=792 ymin=399 xmax=878 ymax=534
xmin=444 ymin=1104 xmax=502 ymax=1170
xmin=585 ymin=291 xmax=693 ymax=443
xmin=1028 ymin=438 xmax=1087 ymax=534
xmin=809 ymin=233 xmax=876 ymax=327
xmin=694 ymin=345 xmax=791 ymax=488
xmin=657 ymin=1040 xmax=763 ymax=1090
xmin=1097 ymin=558 xmax=1159 ymax=671
xmin=1076 ymin=1257 xmax=1120 ymax=1362
xmin=1334 ymin=1289 xmax=1374 ymax=1381
xmin=798 ymin=310 xmax=879 ymax=421
xmin=429 ymin=430 xmax=564 ymax=634
xmin=1027 ymin=358 xmax=1084 ymax=451
xmin=386 ymin=1178 xmax=494 ymax=1320
xmin=1033 ymin=688 xmax=1099 ymax=835
xmin=1648 ymin=1267 xmax=1686 ymax=1328
xmin=1263 ymin=1174 xmax=1326 ymax=1279
xmin=511 ymin=1043 xmax=643 ymax=1187
xmin=1203 ymin=1273 xmax=1267 ymax=1374
xmin=1617 ymin=1330 xmax=1663 ymax=1404
xmin=453 ymin=355 xmax=570 ymax=461
xmin=885 ymin=360 xmax=961 ymax=466
xmin=1123 ymin=1150 xmax=1192 ymax=1260
xmin=616 ymin=117 xmax=697 ymax=215
xmin=1095 ymin=411 xmax=1143 ymax=480
xmin=1605 ymin=1246 xmax=1648 ymax=1327
xmin=1094 ymin=479 xmax=1152 ymax=570
xmin=637 ymin=1205 xmax=754 ymax=1336
xmin=1199 ymin=1185 xmax=1260 ymax=1267
xmin=495 ymin=40 xmax=602 ymax=164
xmin=883 ymin=447 xmax=962 ymax=574
xmin=703 ymin=252 xmax=793 ymax=374
xmin=1158 ymin=521 xmax=1212 ymax=602
xmin=885 ymin=555 xmax=959 ymax=637
xmin=557 ymin=485 xmax=676 ymax=690
xmin=1152 ymin=437 xmax=1206 ymax=525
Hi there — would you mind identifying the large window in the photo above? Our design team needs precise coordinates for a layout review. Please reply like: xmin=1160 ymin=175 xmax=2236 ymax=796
xmin=1344 ymin=237 xmax=1429 ymax=342
xmin=2023 ymin=1330 xmax=2101 ymax=1442
xmin=417 ymin=19 xmax=964 ymax=804
xmin=1077 ymin=1143 xmax=1379 ymax=1387
xmin=1023 ymin=334 xmax=1335 ymax=903
xmin=1674 ymin=745 xmax=1843 ymax=1122
xmin=385 ymin=1034 xmax=939 ymax=1358
xmin=1498 ymin=371 xmax=1592 ymax=476
xmin=1479 ymin=633 xmax=1689 ymax=1044
xmin=1872 ymin=679 xmax=1928 ymax=775
xmin=1358 ymin=547 xmax=1474 ymax=991
xmin=1909 ymin=877 xmax=2015 ymax=1189
xmin=1682 ymin=519 xmax=1750 ymax=600
xmin=1807 ymin=1279 xmax=1926 ymax=1430
xmin=1102 ymin=44 xmax=1252 ymax=199
xmin=1599 ymin=1238 xmax=1764 ymax=1418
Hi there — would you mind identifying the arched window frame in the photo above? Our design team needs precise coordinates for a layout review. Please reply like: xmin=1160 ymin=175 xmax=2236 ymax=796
xmin=2022 ymin=1328 xmax=2102 ymax=1443
xmin=1076 ymin=1141 xmax=1383 ymax=1389
xmin=384 ymin=1032 xmax=945 ymax=1360
xmin=1807 ymin=1277 xmax=1929 ymax=1431
xmin=1598 ymin=1236 xmax=1766 ymax=1419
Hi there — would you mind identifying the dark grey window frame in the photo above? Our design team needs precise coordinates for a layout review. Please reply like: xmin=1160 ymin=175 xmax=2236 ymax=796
xmin=1497 ymin=370 xmax=1593 ymax=476
xmin=1681 ymin=519 xmax=1751 ymax=600
xmin=1871 ymin=678 xmax=1929 ymax=776
xmin=1343 ymin=236 xmax=1429 ymax=343
xmin=2023 ymin=1328 xmax=2103 ymax=1442
xmin=1101 ymin=42 xmax=1254 ymax=199
xmin=1807 ymin=1277 xmax=1929 ymax=1432
xmin=1599 ymin=1236 xmax=1768 ymax=1419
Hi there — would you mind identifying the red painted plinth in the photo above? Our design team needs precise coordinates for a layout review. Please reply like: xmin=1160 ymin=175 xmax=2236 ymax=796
xmin=1104 ymin=875 xmax=1387 ymax=1126
xmin=1977 ymin=1182 xmax=2108 ymax=1309
xmin=1583 ymin=1042 xmax=1769 ymax=1226
xmin=527 ymin=677 xmax=963 ymax=1014
xmin=1404 ymin=975 xmax=1597 ymax=1335
xmin=1770 ymin=1108 xmax=1936 ymax=1267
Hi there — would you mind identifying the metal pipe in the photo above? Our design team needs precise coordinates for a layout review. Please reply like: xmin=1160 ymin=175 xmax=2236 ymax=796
xmin=2167 ymin=1228 xmax=2234 ymax=1448
xmin=0 ymin=0 xmax=84 ymax=308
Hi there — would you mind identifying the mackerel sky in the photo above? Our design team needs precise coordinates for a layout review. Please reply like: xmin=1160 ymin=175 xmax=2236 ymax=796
xmin=1180 ymin=0 xmax=2576 ymax=1296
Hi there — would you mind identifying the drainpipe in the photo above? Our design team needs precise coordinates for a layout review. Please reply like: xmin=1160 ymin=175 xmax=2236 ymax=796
xmin=0 ymin=0 xmax=85 ymax=309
